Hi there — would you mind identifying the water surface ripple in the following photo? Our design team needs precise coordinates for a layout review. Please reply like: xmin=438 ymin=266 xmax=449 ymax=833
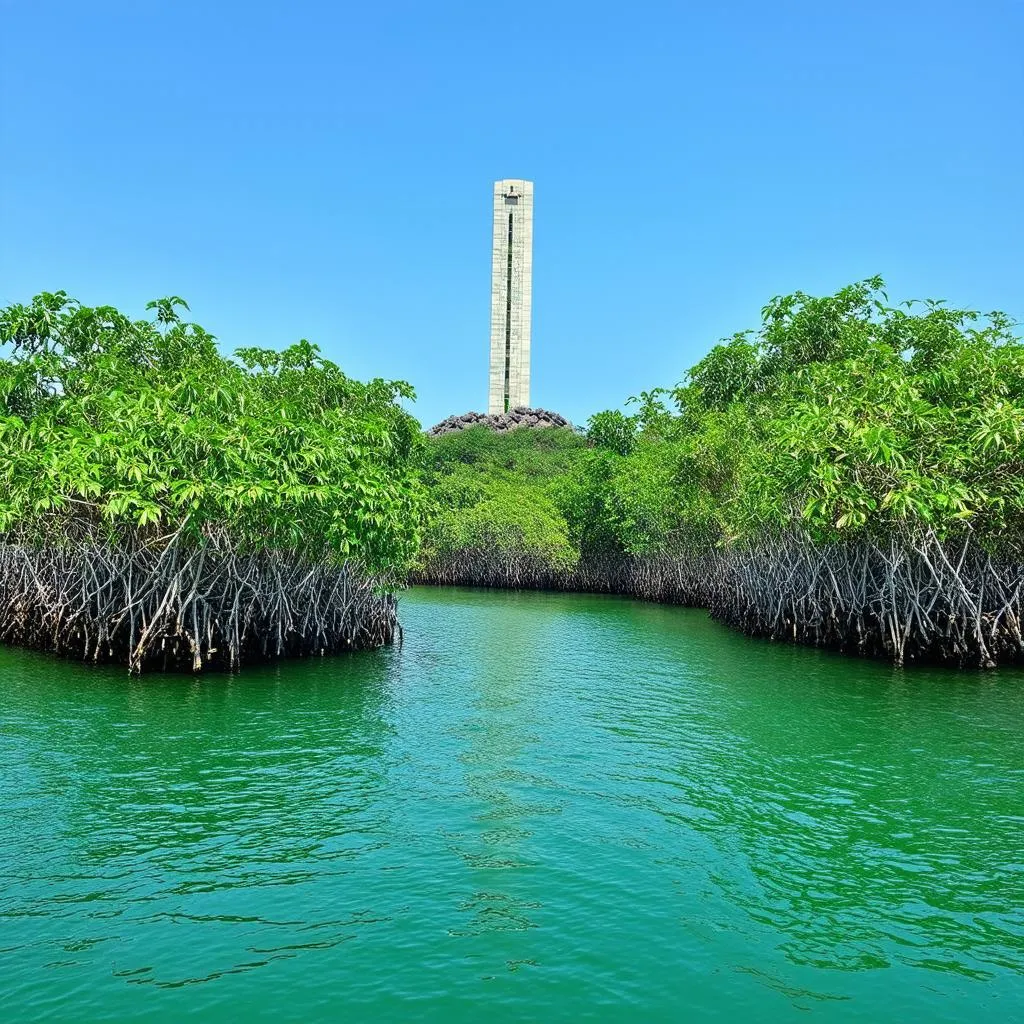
xmin=2 ymin=588 xmax=1022 ymax=1021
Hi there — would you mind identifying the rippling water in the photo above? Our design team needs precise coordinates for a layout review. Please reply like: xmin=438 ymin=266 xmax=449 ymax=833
xmin=2 ymin=587 xmax=1022 ymax=1021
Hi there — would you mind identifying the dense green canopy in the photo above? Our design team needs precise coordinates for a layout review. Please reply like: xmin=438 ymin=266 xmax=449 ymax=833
xmin=422 ymin=278 xmax=1023 ymax=563
xmin=593 ymin=277 xmax=1024 ymax=551
xmin=2 ymin=281 xmax=1019 ymax=669
xmin=0 ymin=291 xmax=422 ymax=578
xmin=418 ymin=422 xmax=585 ymax=574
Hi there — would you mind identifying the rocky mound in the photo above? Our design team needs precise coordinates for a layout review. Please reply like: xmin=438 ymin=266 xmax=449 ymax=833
xmin=428 ymin=407 xmax=571 ymax=437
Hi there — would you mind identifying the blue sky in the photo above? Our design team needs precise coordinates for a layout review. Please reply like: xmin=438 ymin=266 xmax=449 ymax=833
xmin=2 ymin=0 xmax=1022 ymax=428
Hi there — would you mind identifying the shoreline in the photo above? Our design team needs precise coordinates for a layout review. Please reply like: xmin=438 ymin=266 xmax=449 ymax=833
xmin=411 ymin=541 xmax=1024 ymax=670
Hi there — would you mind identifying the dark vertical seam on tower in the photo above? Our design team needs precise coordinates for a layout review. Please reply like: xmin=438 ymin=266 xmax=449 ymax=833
xmin=504 ymin=210 xmax=514 ymax=412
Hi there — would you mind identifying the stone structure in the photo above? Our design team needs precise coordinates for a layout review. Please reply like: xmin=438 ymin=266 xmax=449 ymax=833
xmin=428 ymin=407 xmax=569 ymax=437
xmin=488 ymin=179 xmax=533 ymax=414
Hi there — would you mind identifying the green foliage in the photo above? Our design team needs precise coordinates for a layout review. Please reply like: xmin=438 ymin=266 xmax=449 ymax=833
xmin=732 ymin=291 xmax=1023 ymax=544
xmin=422 ymin=279 xmax=1023 ymax=568
xmin=682 ymin=333 xmax=761 ymax=412
xmin=419 ymin=428 xmax=585 ymax=572
xmin=546 ymin=448 xmax=624 ymax=557
xmin=0 ymin=292 xmax=423 ymax=578
xmin=585 ymin=410 xmax=638 ymax=456
xmin=422 ymin=471 xmax=577 ymax=571
xmin=423 ymin=424 xmax=586 ymax=479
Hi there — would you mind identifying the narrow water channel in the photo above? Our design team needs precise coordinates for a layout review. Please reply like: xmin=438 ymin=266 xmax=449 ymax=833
xmin=2 ymin=587 xmax=1021 ymax=1022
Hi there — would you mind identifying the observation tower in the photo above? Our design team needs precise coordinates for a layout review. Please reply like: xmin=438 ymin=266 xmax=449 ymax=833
xmin=487 ymin=179 xmax=533 ymax=414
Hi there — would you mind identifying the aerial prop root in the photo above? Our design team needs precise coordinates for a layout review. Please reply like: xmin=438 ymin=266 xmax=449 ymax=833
xmin=0 ymin=528 xmax=398 ymax=674
xmin=413 ymin=532 xmax=1022 ymax=667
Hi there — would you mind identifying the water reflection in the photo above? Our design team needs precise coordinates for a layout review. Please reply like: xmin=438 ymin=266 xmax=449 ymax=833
xmin=564 ymin=598 xmax=1024 ymax=986
xmin=2 ymin=589 xmax=1022 ymax=1022
xmin=2 ymin=648 xmax=398 ymax=993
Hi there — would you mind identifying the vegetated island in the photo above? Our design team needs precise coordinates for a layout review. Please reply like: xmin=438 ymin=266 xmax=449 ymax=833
xmin=414 ymin=278 xmax=1023 ymax=668
xmin=1 ymin=278 xmax=1021 ymax=673
xmin=0 ymin=292 xmax=422 ymax=673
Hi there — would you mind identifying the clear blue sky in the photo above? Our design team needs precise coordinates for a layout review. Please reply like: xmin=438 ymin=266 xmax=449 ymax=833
xmin=2 ymin=0 xmax=1021 ymax=427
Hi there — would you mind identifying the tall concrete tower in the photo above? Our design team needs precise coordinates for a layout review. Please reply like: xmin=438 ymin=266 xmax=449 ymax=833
xmin=488 ymin=179 xmax=533 ymax=414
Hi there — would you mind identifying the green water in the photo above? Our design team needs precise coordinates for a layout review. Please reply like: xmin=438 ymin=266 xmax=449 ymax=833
xmin=2 ymin=588 xmax=1022 ymax=1022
